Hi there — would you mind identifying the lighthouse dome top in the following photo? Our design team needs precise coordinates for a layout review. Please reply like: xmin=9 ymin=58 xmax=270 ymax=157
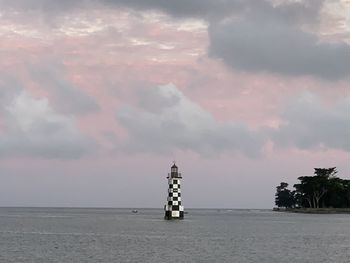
xmin=168 ymin=162 xmax=182 ymax=179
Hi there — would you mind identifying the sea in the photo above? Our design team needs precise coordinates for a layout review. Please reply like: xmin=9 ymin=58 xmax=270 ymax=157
xmin=0 ymin=208 xmax=349 ymax=263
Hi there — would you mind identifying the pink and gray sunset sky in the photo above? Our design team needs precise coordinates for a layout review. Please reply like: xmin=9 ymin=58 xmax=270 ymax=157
xmin=1 ymin=0 xmax=350 ymax=208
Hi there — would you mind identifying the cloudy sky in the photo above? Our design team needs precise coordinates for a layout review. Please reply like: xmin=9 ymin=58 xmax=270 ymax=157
xmin=1 ymin=0 xmax=350 ymax=208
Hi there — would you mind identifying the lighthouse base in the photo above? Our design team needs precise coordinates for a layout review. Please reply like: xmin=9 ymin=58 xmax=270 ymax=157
xmin=164 ymin=210 xmax=184 ymax=220
xmin=164 ymin=205 xmax=184 ymax=220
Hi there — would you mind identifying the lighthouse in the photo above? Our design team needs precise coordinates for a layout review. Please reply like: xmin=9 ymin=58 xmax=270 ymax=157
xmin=164 ymin=163 xmax=184 ymax=220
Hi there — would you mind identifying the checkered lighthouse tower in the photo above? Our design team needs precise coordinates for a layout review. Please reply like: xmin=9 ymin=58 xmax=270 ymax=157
xmin=164 ymin=163 xmax=184 ymax=220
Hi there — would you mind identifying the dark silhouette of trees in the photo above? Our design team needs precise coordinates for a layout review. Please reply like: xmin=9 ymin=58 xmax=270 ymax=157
xmin=275 ymin=182 xmax=295 ymax=208
xmin=275 ymin=167 xmax=350 ymax=209
xmin=325 ymin=177 xmax=350 ymax=208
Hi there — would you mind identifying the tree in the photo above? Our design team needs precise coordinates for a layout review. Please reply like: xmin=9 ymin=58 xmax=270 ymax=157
xmin=294 ymin=176 xmax=315 ymax=208
xmin=289 ymin=167 xmax=350 ymax=208
xmin=293 ymin=168 xmax=338 ymax=208
xmin=312 ymin=167 xmax=338 ymax=208
xmin=277 ymin=167 xmax=350 ymax=209
xmin=325 ymin=177 xmax=350 ymax=208
xmin=275 ymin=182 xmax=295 ymax=208
xmin=314 ymin=167 xmax=337 ymax=178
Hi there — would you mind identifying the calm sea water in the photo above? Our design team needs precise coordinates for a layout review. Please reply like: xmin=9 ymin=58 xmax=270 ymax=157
xmin=0 ymin=208 xmax=349 ymax=262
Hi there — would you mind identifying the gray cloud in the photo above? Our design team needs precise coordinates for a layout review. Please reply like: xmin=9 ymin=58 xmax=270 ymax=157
xmin=274 ymin=92 xmax=350 ymax=151
xmin=105 ymin=0 xmax=244 ymax=20
xmin=118 ymin=86 xmax=350 ymax=155
xmin=108 ymin=0 xmax=325 ymax=24
xmin=0 ymin=0 xmax=322 ymax=22
xmin=208 ymin=6 xmax=350 ymax=80
xmin=117 ymin=84 xmax=264 ymax=157
xmin=0 ymin=77 xmax=22 ymax=105
xmin=0 ymin=0 xmax=84 ymax=14
xmin=0 ymin=86 xmax=96 ymax=159
xmin=137 ymin=86 xmax=180 ymax=113
xmin=30 ymin=63 xmax=100 ymax=115
xmin=0 ymin=0 xmax=240 ymax=19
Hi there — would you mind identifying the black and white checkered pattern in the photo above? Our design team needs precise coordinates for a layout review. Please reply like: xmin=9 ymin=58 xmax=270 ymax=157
xmin=164 ymin=165 xmax=184 ymax=220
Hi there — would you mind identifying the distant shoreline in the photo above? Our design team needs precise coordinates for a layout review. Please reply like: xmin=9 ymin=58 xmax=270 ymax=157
xmin=273 ymin=208 xmax=350 ymax=214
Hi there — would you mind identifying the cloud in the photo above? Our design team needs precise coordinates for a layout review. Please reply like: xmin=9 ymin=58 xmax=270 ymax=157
xmin=2 ymin=0 xmax=347 ymax=80
xmin=0 ymin=0 xmax=240 ymax=19
xmin=117 ymin=84 xmax=264 ymax=157
xmin=119 ymin=87 xmax=350 ymax=155
xmin=274 ymin=92 xmax=350 ymax=151
xmin=110 ymin=0 xmax=325 ymax=25
xmin=0 ymin=0 xmax=83 ymax=14
xmin=104 ymin=0 xmax=245 ymax=20
xmin=208 ymin=9 xmax=350 ymax=80
xmin=30 ymin=63 xmax=100 ymax=115
xmin=0 ymin=77 xmax=22 ymax=105
xmin=0 ymin=0 xmax=321 ymax=21
xmin=0 ymin=88 xmax=96 ymax=159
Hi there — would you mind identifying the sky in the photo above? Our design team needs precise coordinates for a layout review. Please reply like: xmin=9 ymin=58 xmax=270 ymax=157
xmin=1 ymin=0 xmax=350 ymax=208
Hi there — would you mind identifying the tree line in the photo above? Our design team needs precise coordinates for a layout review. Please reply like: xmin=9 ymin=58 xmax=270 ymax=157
xmin=275 ymin=167 xmax=350 ymax=209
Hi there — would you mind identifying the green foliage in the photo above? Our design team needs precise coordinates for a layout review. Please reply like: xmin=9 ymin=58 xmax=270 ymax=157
xmin=276 ymin=167 xmax=350 ymax=209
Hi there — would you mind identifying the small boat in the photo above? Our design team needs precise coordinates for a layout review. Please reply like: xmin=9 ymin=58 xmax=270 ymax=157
xmin=132 ymin=210 xmax=138 ymax=213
